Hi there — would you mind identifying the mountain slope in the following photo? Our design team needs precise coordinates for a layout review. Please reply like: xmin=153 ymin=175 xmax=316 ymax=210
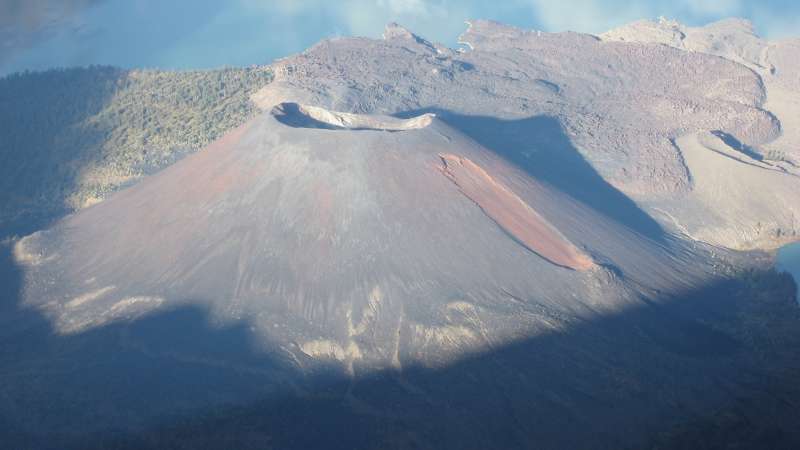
xmin=16 ymin=104 xmax=695 ymax=361
xmin=255 ymin=21 xmax=794 ymax=249
xmin=0 ymin=65 xmax=272 ymax=235
xmin=1 ymin=18 xmax=799 ymax=450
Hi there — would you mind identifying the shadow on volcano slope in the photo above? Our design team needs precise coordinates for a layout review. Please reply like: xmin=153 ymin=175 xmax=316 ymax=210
xmin=2 ymin=243 xmax=799 ymax=450
xmin=397 ymin=110 xmax=667 ymax=242
xmin=0 ymin=67 xmax=131 ymax=239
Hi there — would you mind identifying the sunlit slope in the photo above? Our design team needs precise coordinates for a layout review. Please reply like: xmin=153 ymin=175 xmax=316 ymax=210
xmin=16 ymin=104 xmax=701 ymax=370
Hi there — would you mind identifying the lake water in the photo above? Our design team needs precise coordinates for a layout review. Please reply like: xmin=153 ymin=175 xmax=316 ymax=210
xmin=777 ymin=241 xmax=800 ymax=304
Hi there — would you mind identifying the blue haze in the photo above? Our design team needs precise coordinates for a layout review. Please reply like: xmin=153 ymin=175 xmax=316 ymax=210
xmin=1 ymin=0 xmax=799 ymax=75
xmin=777 ymin=242 xmax=800 ymax=305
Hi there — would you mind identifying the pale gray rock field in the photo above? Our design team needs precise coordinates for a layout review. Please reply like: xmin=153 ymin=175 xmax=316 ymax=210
xmin=1 ymin=19 xmax=799 ymax=450
xmin=603 ymin=17 xmax=800 ymax=249
xmin=256 ymin=20 xmax=799 ymax=250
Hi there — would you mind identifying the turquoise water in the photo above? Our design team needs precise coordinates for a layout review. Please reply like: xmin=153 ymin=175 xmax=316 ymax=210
xmin=777 ymin=241 xmax=800 ymax=304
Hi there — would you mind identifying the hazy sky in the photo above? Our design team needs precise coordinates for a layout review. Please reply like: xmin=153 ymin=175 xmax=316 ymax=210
xmin=1 ymin=0 xmax=799 ymax=75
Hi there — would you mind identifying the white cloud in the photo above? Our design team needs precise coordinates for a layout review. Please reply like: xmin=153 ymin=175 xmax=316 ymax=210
xmin=238 ymin=0 xmax=453 ymax=39
xmin=528 ymin=0 xmax=650 ymax=33
xmin=378 ymin=0 xmax=431 ymax=15
xmin=2 ymin=0 xmax=797 ymax=75
xmin=528 ymin=0 xmax=748 ymax=34
xmin=683 ymin=0 xmax=742 ymax=17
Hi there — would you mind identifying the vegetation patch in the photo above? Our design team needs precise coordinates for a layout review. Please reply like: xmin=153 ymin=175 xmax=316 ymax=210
xmin=0 ymin=65 xmax=272 ymax=234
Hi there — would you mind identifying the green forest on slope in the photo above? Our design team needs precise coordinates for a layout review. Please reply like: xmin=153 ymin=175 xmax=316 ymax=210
xmin=0 ymin=65 xmax=272 ymax=236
